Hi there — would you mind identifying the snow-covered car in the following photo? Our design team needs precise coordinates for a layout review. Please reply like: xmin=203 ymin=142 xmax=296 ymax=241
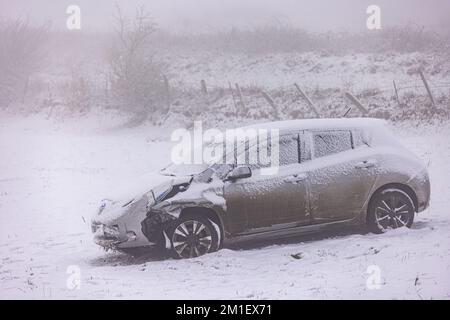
xmin=91 ymin=118 xmax=430 ymax=259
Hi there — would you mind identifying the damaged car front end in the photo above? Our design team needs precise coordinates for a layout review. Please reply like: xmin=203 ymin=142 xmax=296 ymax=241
xmin=91 ymin=173 xmax=194 ymax=251
xmin=90 ymin=161 xmax=225 ymax=254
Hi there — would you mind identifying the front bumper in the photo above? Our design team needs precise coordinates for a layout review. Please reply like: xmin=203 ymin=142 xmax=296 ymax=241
xmin=92 ymin=222 xmax=138 ymax=249
xmin=91 ymin=196 xmax=161 ymax=250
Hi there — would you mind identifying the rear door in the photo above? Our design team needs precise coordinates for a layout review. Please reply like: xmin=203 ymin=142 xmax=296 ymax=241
xmin=307 ymin=129 xmax=377 ymax=222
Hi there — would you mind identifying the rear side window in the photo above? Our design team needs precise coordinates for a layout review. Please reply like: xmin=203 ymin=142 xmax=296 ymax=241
xmin=313 ymin=130 xmax=352 ymax=158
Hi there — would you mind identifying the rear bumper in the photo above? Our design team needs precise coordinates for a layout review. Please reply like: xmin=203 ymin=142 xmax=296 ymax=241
xmin=408 ymin=169 xmax=431 ymax=213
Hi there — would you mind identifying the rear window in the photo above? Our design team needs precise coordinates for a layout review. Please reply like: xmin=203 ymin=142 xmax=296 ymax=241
xmin=313 ymin=130 xmax=352 ymax=158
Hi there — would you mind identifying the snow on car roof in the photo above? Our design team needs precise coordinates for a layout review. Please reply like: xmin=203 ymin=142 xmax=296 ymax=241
xmin=239 ymin=117 xmax=386 ymax=132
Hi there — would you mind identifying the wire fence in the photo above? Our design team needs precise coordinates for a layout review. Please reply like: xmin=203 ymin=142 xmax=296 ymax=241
xmin=181 ymin=69 xmax=450 ymax=120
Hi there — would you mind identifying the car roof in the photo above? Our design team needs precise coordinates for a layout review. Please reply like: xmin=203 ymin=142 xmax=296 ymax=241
xmin=238 ymin=117 xmax=386 ymax=132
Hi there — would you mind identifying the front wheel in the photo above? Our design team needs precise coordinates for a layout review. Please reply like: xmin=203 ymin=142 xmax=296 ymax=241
xmin=367 ymin=188 xmax=415 ymax=234
xmin=166 ymin=215 xmax=220 ymax=259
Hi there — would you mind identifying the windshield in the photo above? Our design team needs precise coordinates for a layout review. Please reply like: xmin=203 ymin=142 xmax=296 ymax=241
xmin=160 ymin=163 xmax=209 ymax=177
xmin=160 ymin=140 xmax=229 ymax=177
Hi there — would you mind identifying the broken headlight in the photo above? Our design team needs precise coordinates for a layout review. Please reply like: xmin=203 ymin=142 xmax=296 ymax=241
xmin=97 ymin=199 xmax=112 ymax=216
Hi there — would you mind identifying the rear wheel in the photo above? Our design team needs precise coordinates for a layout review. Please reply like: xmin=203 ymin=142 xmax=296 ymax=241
xmin=167 ymin=215 xmax=220 ymax=259
xmin=367 ymin=188 xmax=415 ymax=234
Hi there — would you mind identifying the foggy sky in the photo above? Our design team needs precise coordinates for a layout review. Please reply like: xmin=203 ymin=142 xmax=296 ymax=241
xmin=1 ymin=0 xmax=449 ymax=33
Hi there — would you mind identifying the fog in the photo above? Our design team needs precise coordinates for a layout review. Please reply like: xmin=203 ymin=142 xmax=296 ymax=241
xmin=1 ymin=0 xmax=449 ymax=33
xmin=1 ymin=0 xmax=449 ymax=122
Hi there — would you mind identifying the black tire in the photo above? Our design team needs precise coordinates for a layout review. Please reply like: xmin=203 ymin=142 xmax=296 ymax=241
xmin=367 ymin=188 xmax=415 ymax=234
xmin=166 ymin=215 xmax=220 ymax=259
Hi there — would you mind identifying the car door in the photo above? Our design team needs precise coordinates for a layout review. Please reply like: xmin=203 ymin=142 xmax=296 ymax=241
xmin=224 ymin=132 xmax=311 ymax=235
xmin=307 ymin=129 xmax=377 ymax=222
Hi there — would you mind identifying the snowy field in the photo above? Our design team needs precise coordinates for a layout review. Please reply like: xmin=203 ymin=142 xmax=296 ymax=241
xmin=0 ymin=114 xmax=449 ymax=299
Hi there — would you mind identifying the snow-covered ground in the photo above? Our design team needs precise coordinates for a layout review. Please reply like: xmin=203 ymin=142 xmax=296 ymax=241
xmin=0 ymin=114 xmax=449 ymax=299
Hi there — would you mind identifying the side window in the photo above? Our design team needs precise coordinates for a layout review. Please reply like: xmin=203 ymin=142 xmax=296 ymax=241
xmin=240 ymin=133 xmax=300 ymax=169
xmin=236 ymin=138 xmax=271 ymax=169
xmin=278 ymin=134 xmax=299 ymax=166
xmin=313 ymin=130 xmax=352 ymax=158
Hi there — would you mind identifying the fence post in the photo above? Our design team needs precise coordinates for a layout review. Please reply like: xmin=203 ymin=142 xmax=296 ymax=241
xmin=261 ymin=90 xmax=280 ymax=119
xmin=163 ymin=75 xmax=171 ymax=110
xmin=200 ymin=79 xmax=210 ymax=105
xmin=294 ymin=83 xmax=320 ymax=118
xmin=393 ymin=80 xmax=400 ymax=105
xmin=342 ymin=106 xmax=352 ymax=117
xmin=229 ymin=81 xmax=238 ymax=116
xmin=235 ymin=83 xmax=246 ymax=116
xmin=419 ymin=70 xmax=435 ymax=106
xmin=200 ymin=79 xmax=208 ymax=95
xmin=344 ymin=92 xmax=369 ymax=115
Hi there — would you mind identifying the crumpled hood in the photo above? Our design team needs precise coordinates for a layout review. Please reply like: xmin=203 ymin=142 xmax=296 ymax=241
xmin=103 ymin=172 xmax=173 ymax=203
xmin=93 ymin=172 xmax=192 ymax=224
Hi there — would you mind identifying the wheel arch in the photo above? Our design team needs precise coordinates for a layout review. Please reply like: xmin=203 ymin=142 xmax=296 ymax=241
xmin=367 ymin=183 xmax=419 ymax=218
xmin=179 ymin=206 xmax=225 ymax=246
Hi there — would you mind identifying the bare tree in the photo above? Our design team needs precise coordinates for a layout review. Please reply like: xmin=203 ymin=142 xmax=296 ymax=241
xmin=108 ymin=5 xmax=165 ymax=121
xmin=0 ymin=18 xmax=49 ymax=108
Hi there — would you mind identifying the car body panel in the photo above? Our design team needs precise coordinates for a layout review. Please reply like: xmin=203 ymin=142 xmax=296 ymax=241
xmin=224 ymin=162 xmax=311 ymax=235
xmin=307 ymin=146 xmax=378 ymax=222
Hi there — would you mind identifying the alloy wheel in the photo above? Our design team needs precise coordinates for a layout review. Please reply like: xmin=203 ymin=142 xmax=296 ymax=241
xmin=171 ymin=220 xmax=213 ymax=258
xmin=374 ymin=192 xmax=414 ymax=231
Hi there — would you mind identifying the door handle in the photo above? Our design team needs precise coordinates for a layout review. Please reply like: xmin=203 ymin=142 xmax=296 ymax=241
xmin=284 ymin=173 xmax=307 ymax=183
xmin=355 ymin=159 xmax=377 ymax=169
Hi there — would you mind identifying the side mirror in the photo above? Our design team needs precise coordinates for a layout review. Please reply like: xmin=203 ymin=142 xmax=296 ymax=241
xmin=226 ymin=166 xmax=252 ymax=181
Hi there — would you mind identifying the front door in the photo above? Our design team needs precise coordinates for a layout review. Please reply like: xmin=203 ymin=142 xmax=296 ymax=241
xmin=224 ymin=133 xmax=310 ymax=235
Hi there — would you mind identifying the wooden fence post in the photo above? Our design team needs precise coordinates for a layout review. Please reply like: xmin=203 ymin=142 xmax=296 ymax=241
xmin=200 ymin=79 xmax=208 ymax=95
xmin=163 ymin=75 xmax=170 ymax=109
xmin=342 ymin=106 xmax=352 ymax=117
xmin=235 ymin=83 xmax=246 ymax=116
xmin=229 ymin=81 xmax=238 ymax=116
xmin=344 ymin=92 xmax=369 ymax=115
xmin=200 ymin=79 xmax=210 ymax=105
xmin=419 ymin=70 xmax=435 ymax=106
xmin=393 ymin=80 xmax=400 ymax=105
xmin=261 ymin=90 xmax=280 ymax=119
xmin=294 ymin=83 xmax=320 ymax=118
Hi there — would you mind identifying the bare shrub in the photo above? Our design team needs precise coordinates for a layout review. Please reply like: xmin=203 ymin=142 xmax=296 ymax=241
xmin=108 ymin=5 xmax=166 ymax=119
xmin=60 ymin=64 xmax=92 ymax=114
xmin=0 ymin=18 xmax=49 ymax=108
